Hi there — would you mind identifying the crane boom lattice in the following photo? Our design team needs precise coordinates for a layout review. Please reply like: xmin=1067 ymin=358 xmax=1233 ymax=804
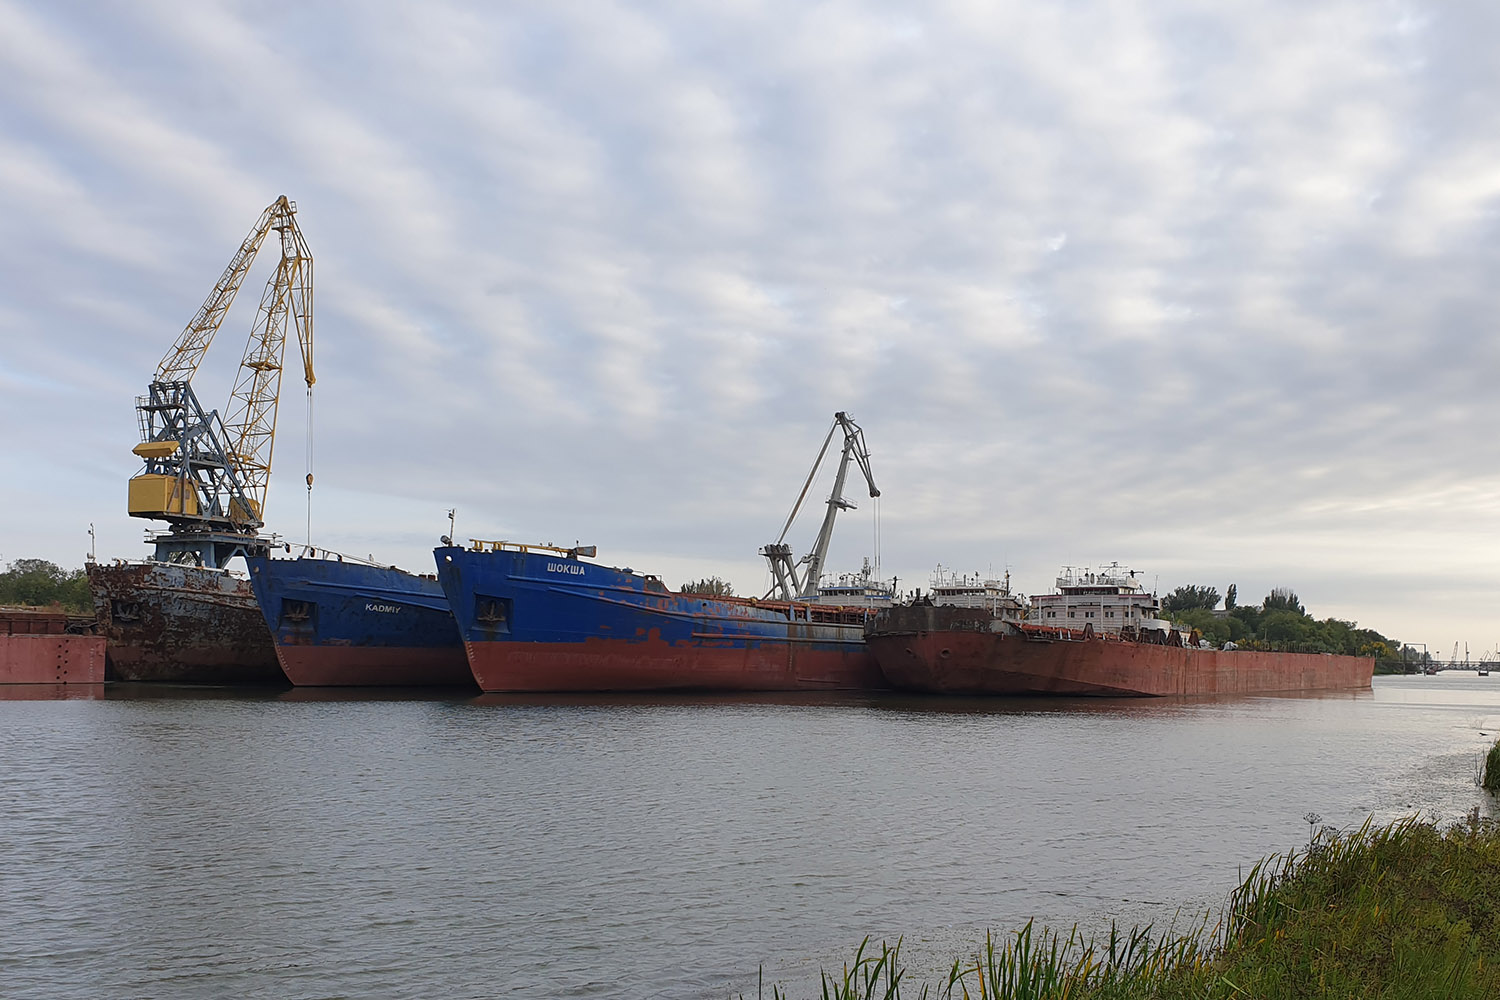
xmin=154 ymin=200 xmax=283 ymax=384
xmin=222 ymin=201 xmax=314 ymax=522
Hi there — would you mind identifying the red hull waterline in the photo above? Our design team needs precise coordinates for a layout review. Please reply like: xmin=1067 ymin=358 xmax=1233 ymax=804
xmin=870 ymin=630 xmax=1374 ymax=697
xmin=0 ymin=634 xmax=107 ymax=685
xmin=274 ymin=643 xmax=477 ymax=688
xmin=464 ymin=638 xmax=886 ymax=694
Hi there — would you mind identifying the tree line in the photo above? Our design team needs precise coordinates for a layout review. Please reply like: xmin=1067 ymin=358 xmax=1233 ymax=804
xmin=0 ymin=559 xmax=93 ymax=613
xmin=1160 ymin=583 xmax=1423 ymax=673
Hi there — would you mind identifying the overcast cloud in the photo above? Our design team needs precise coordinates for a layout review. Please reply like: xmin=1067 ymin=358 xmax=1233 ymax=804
xmin=3 ymin=0 xmax=1498 ymax=655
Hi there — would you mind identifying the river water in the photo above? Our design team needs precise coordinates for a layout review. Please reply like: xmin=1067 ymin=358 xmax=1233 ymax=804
xmin=2 ymin=674 xmax=1498 ymax=999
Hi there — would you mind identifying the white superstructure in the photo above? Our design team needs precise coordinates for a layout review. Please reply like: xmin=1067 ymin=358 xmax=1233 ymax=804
xmin=1029 ymin=562 xmax=1178 ymax=636
xmin=930 ymin=565 xmax=1028 ymax=618
xmin=817 ymin=557 xmax=896 ymax=608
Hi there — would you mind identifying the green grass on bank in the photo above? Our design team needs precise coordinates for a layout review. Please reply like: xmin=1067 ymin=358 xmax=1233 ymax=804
xmin=1483 ymin=740 xmax=1500 ymax=793
xmin=755 ymin=814 xmax=1500 ymax=1000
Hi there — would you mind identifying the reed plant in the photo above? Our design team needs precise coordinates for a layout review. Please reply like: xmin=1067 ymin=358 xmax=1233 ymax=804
xmin=1482 ymin=738 xmax=1500 ymax=792
xmin=753 ymin=815 xmax=1500 ymax=999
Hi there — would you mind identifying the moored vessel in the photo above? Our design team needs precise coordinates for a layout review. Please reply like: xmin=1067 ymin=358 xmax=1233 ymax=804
xmin=868 ymin=564 xmax=1374 ymax=697
xmin=246 ymin=551 xmax=472 ymax=687
xmin=87 ymin=560 xmax=284 ymax=683
xmin=435 ymin=541 xmax=884 ymax=693
xmin=436 ymin=411 xmax=893 ymax=694
xmin=0 ymin=608 xmax=106 ymax=686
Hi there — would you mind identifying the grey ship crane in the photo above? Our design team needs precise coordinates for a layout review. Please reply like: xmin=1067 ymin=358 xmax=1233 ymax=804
xmin=761 ymin=411 xmax=879 ymax=601
xmin=127 ymin=196 xmax=314 ymax=568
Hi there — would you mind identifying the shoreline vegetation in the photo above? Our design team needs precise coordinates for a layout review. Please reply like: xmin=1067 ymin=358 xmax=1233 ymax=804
xmin=1158 ymin=585 xmax=1428 ymax=673
xmin=756 ymin=815 xmax=1500 ymax=1000
xmin=0 ymin=558 xmax=92 ymax=613
xmin=1484 ymin=740 xmax=1500 ymax=793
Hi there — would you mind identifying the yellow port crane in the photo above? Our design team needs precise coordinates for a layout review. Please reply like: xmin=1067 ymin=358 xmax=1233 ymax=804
xmin=127 ymin=196 xmax=314 ymax=567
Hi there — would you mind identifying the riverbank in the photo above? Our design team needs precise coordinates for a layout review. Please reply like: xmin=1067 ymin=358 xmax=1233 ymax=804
xmin=788 ymin=815 xmax=1500 ymax=999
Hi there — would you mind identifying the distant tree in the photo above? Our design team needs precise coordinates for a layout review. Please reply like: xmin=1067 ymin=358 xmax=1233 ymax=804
xmin=1163 ymin=579 xmax=1410 ymax=664
xmin=0 ymin=559 xmax=91 ymax=612
xmin=1162 ymin=585 xmax=1221 ymax=613
xmin=1171 ymin=607 xmax=1231 ymax=646
xmin=1224 ymin=584 xmax=1237 ymax=611
xmin=1263 ymin=588 xmax=1305 ymax=616
xmin=1230 ymin=604 xmax=1261 ymax=633
xmin=1262 ymin=609 xmax=1318 ymax=649
xmin=680 ymin=576 xmax=734 ymax=597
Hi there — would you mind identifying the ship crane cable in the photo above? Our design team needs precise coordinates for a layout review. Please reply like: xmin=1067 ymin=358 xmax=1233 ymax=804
xmin=760 ymin=411 xmax=879 ymax=602
xmin=305 ymin=382 xmax=314 ymax=549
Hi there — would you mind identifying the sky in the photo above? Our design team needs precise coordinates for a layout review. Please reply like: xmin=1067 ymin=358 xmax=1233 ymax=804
xmin=2 ymin=0 xmax=1498 ymax=658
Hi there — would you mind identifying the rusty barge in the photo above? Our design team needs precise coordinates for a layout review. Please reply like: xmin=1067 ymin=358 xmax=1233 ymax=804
xmin=0 ymin=608 xmax=106 ymax=687
xmin=86 ymin=560 xmax=283 ymax=684
xmin=867 ymin=565 xmax=1373 ymax=697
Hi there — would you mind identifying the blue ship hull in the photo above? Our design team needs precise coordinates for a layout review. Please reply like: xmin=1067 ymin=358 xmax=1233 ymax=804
xmin=434 ymin=543 xmax=886 ymax=693
xmin=247 ymin=554 xmax=473 ymax=687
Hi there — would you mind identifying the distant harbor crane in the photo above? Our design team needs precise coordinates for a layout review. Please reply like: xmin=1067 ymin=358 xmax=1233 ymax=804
xmin=761 ymin=411 xmax=879 ymax=601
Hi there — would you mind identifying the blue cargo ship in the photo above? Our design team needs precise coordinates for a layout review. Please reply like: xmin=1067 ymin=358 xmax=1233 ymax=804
xmin=247 ymin=552 xmax=474 ymax=687
xmin=434 ymin=541 xmax=886 ymax=693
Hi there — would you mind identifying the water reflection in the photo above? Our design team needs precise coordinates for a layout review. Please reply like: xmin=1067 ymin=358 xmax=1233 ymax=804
xmin=0 ymin=683 xmax=105 ymax=701
xmin=463 ymin=686 xmax=1379 ymax=718
xmin=275 ymin=684 xmax=478 ymax=703
xmin=466 ymin=689 xmax=888 ymax=710
xmin=102 ymin=681 xmax=289 ymax=701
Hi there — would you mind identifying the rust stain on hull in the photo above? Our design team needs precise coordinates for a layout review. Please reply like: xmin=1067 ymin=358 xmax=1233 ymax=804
xmin=868 ymin=604 xmax=1374 ymax=697
xmin=463 ymin=635 xmax=886 ymax=693
xmin=86 ymin=562 xmax=285 ymax=684
xmin=0 ymin=635 xmax=106 ymax=684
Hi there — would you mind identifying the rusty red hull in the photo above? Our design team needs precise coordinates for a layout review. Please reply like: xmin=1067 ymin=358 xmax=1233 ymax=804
xmin=86 ymin=562 xmax=284 ymax=684
xmin=868 ymin=607 xmax=1373 ymax=697
xmin=274 ymin=644 xmax=474 ymax=687
xmin=463 ymin=638 xmax=884 ymax=694
xmin=0 ymin=634 xmax=107 ymax=684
